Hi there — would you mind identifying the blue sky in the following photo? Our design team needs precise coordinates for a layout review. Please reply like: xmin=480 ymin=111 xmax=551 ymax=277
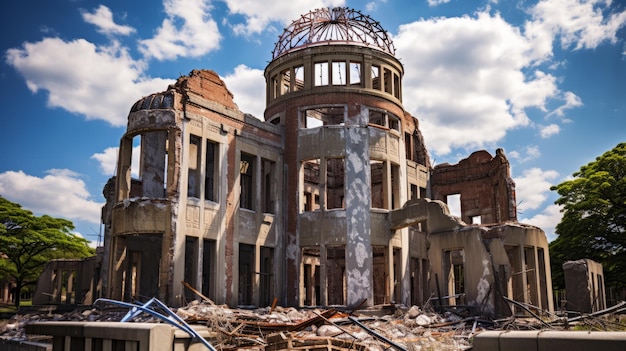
xmin=1 ymin=0 xmax=625 ymax=245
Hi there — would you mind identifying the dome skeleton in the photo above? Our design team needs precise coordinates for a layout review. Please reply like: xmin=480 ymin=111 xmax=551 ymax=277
xmin=272 ymin=7 xmax=396 ymax=59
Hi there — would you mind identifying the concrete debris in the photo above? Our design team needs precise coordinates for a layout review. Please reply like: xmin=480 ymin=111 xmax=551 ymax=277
xmin=2 ymin=300 xmax=626 ymax=350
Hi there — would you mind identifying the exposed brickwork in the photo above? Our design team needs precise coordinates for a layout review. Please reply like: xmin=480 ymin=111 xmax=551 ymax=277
xmin=430 ymin=148 xmax=516 ymax=224
xmin=175 ymin=69 xmax=238 ymax=110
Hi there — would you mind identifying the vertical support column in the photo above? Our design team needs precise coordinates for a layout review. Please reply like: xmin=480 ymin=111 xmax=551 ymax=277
xmin=319 ymin=244 xmax=328 ymax=306
xmin=345 ymin=113 xmax=373 ymax=307
xmin=520 ymin=247 xmax=529 ymax=305
xmin=115 ymin=137 xmax=133 ymax=202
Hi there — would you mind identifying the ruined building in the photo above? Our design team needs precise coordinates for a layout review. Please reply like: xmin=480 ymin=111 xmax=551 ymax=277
xmin=101 ymin=7 xmax=553 ymax=317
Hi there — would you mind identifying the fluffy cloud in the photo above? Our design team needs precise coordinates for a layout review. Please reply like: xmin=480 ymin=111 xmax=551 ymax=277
xmin=92 ymin=146 xmax=141 ymax=177
xmin=139 ymin=0 xmax=221 ymax=60
xmin=395 ymin=12 xmax=557 ymax=155
xmin=222 ymin=64 xmax=267 ymax=118
xmin=528 ymin=0 xmax=626 ymax=50
xmin=6 ymin=38 xmax=173 ymax=127
xmin=81 ymin=5 xmax=136 ymax=36
xmin=395 ymin=1 xmax=626 ymax=157
xmin=540 ymin=123 xmax=560 ymax=138
xmin=514 ymin=167 xmax=559 ymax=212
xmin=223 ymin=0 xmax=345 ymax=36
xmin=0 ymin=169 xmax=103 ymax=224
xmin=521 ymin=204 xmax=563 ymax=242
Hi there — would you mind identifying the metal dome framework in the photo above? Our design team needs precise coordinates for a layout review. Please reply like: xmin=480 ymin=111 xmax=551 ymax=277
xmin=272 ymin=7 xmax=396 ymax=59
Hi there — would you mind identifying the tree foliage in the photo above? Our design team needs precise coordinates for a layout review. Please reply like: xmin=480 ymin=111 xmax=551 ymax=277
xmin=0 ymin=196 xmax=95 ymax=306
xmin=549 ymin=142 xmax=626 ymax=291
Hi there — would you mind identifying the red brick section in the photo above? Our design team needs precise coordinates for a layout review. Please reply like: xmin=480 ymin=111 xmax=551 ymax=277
xmin=175 ymin=69 xmax=238 ymax=110
xmin=430 ymin=149 xmax=517 ymax=224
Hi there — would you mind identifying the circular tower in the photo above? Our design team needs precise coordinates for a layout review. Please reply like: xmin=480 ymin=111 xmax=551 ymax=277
xmin=265 ymin=7 xmax=413 ymax=307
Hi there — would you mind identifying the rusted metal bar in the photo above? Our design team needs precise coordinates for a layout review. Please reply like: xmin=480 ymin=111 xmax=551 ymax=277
xmin=567 ymin=300 xmax=626 ymax=323
xmin=95 ymin=298 xmax=217 ymax=351
xmin=348 ymin=316 xmax=407 ymax=351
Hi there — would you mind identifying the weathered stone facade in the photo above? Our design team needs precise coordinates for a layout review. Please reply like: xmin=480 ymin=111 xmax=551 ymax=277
xmin=100 ymin=7 xmax=553 ymax=316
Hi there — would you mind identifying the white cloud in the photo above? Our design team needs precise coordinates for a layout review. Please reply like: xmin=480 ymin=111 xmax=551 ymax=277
xmin=521 ymin=204 xmax=563 ymax=242
xmin=547 ymin=91 xmax=583 ymax=118
xmin=395 ymin=11 xmax=558 ymax=156
xmin=514 ymin=167 xmax=559 ymax=212
xmin=428 ymin=0 xmax=452 ymax=6
xmin=0 ymin=169 xmax=103 ymax=224
xmin=528 ymin=0 xmax=626 ymax=51
xmin=222 ymin=64 xmax=266 ymax=118
xmin=223 ymin=0 xmax=345 ymax=36
xmin=366 ymin=0 xmax=388 ymax=12
xmin=92 ymin=146 xmax=141 ymax=177
xmin=81 ymin=5 xmax=136 ymax=36
xmin=139 ymin=0 xmax=221 ymax=60
xmin=91 ymin=147 xmax=119 ymax=176
xmin=6 ymin=38 xmax=173 ymax=127
xmin=540 ymin=123 xmax=560 ymax=138
xmin=509 ymin=145 xmax=541 ymax=163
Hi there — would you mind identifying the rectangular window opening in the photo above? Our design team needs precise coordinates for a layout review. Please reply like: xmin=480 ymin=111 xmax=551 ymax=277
xmin=314 ymin=62 xmax=329 ymax=86
xmin=332 ymin=61 xmax=346 ymax=85
xmin=350 ymin=62 xmax=361 ymax=86
xmin=205 ymin=140 xmax=218 ymax=202
xmin=240 ymin=153 xmax=255 ymax=210
xmin=326 ymin=158 xmax=345 ymax=210
xmin=187 ymin=135 xmax=202 ymax=198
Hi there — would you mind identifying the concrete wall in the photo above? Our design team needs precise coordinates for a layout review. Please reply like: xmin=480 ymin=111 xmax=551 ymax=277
xmin=563 ymin=259 xmax=606 ymax=313
xmin=32 ymin=256 xmax=100 ymax=305
xmin=473 ymin=330 xmax=626 ymax=351
xmin=102 ymin=70 xmax=285 ymax=308
xmin=427 ymin=223 xmax=553 ymax=316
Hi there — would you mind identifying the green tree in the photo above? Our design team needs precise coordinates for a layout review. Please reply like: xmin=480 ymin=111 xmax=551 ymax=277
xmin=0 ymin=196 xmax=95 ymax=306
xmin=549 ymin=142 xmax=626 ymax=292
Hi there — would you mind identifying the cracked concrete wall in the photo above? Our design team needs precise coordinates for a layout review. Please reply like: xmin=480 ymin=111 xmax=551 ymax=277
xmin=428 ymin=222 xmax=553 ymax=317
xmin=103 ymin=70 xmax=284 ymax=307
xmin=345 ymin=109 xmax=374 ymax=306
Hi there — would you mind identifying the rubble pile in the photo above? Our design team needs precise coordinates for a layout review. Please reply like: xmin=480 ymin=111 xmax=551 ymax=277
xmin=175 ymin=301 xmax=477 ymax=350
xmin=1 ymin=299 xmax=625 ymax=350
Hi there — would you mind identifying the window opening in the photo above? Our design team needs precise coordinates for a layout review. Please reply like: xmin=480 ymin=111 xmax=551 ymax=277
xmin=205 ymin=140 xmax=218 ymax=202
xmin=238 ymin=244 xmax=254 ymax=305
xmin=302 ymin=106 xmax=345 ymax=128
xmin=294 ymin=65 xmax=304 ymax=91
xmin=446 ymin=194 xmax=461 ymax=218
xmin=384 ymin=68 xmax=392 ymax=94
xmin=262 ymin=159 xmax=275 ymax=214
xmin=369 ymin=110 xmax=384 ymax=127
xmin=302 ymin=159 xmax=321 ymax=213
xmin=259 ymin=247 xmax=274 ymax=307
xmin=188 ymin=135 xmax=201 ymax=198
xmin=240 ymin=153 xmax=255 ymax=210
xmin=314 ymin=62 xmax=329 ymax=86
xmin=371 ymin=65 xmax=380 ymax=90
xmin=327 ymin=246 xmax=346 ymax=305
xmin=302 ymin=248 xmax=321 ymax=306
xmin=388 ymin=114 xmax=400 ymax=131
xmin=280 ymin=69 xmax=290 ymax=95
xmin=184 ymin=236 xmax=198 ymax=302
xmin=371 ymin=160 xmax=385 ymax=209
xmin=202 ymin=239 xmax=215 ymax=300
xmin=326 ymin=158 xmax=345 ymax=209
xmin=332 ymin=61 xmax=346 ymax=85
xmin=350 ymin=62 xmax=361 ymax=86
xmin=471 ymin=215 xmax=482 ymax=224
xmin=393 ymin=73 xmax=401 ymax=99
